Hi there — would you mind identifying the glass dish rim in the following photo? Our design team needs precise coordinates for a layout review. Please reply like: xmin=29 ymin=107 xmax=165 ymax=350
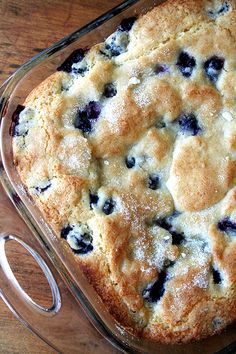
xmin=0 ymin=0 xmax=235 ymax=352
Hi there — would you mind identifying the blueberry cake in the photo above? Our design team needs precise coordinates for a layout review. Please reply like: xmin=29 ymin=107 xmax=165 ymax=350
xmin=12 ymin=0 xmax=236 ymax=344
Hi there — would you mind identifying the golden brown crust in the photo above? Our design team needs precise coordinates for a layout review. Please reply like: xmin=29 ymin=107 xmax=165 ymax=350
xmin=13 ymin=0 xmax=236 ymax=344
xmin=167 ymin=136 xmax=234 ymax=211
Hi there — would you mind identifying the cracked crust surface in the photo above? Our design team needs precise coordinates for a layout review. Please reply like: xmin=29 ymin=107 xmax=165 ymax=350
xmin=13 ymin=0 xmax=236 ymax=344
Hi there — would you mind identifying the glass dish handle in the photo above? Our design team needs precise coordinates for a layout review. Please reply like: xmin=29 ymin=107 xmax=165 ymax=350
xmin=0 ymin=216 xmax=114 ymax=352
xmin=0 ymin=234 xmax=61 ymax=317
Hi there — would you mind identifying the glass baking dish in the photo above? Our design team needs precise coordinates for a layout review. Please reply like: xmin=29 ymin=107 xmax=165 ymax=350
xmin=0 ymin=0 xmax=235 ymax=352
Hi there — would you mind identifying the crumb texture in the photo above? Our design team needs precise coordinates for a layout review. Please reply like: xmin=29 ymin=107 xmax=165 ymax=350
xmin=13 ymin=0 xmax=236 ymax=344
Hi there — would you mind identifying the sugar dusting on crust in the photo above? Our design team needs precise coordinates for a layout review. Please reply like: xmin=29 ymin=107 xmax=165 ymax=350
xmin=133 ymin=85 xmax=152 ymax=108
xmin=121 ymin=193 xmax=146 ymax=235
xmin=102 ymin=99 xmax=127 ymax=132
xmin=121 ymin=193 xmax=177 ymax=271
xmin=57 ymin=134 xmax=91 ymax=176
xmin=192 ymin=268 xmax=209 ymax=289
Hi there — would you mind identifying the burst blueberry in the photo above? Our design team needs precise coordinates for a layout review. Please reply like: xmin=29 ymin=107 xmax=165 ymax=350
xmin=218 ymin=217 xmax=236 ymax=235
xmin=178 ymin=113 xmax=202 ymax=136
xmin=74 ymin=101 xmax=101 ymax=134
xmin=11 ymin=105 xmax=26 ymax=137
xmin=125 ymin=156 xmax=135 ymax=169
xmin=204 ymin=56 xmax=224 ymax=83
xmin=142 ymin=270 xmax=167 ymax=302
xmin=118 ymin=17 xmax=137 ymax=32
xmin=148 ymin=174 xmax=160 ymax=190
xmin=176 ymin=51 xmax=196 ymax=77
xmin=104 ymin=30 xmax=129 ymax=57
xmin=57 ymin=48 xmax=87 ymax=73
xmin=61 ymin=224 xmax=93 ymax=254
xmin=103 ymin=83 xmax=117 ymax=98
xmin=102 ymin=199 xmax=115 ymax=215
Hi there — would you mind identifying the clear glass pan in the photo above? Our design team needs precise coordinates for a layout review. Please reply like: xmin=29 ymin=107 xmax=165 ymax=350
xmin=0 ymin=0 xmax=235 ymax=352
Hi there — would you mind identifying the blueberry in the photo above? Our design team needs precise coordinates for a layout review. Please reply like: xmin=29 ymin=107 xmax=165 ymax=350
xmin=90 ymin=193 xmax=99 ymax=209
xmin=61 ymin=225 xmax=73 ymax=239
xmin=102 ymin=199 xmax=115 ymax=215
xmin=86 ymin=101 xmax=101 ymax=119
xmin=208 ymin=1 xmax=230 ymax=18
xmin=178 ymin=113 xmax=202 ymax=136
xmin=61 ymin=224 xmax=93 ymax=254
xmin=74 ymin=112 xmax=92 ymax=133
xmin=103 ymin=44 xmax=121 ymax=57
xmin=156 ymin=218 xmax=171 ymax=230
xmin=74 ymin=233 xmax=93 ymax=254
xmin=217 ymin=1 xmax=230 ymax=15
xmin=204 ymin=56 xmax=224 ymax=83
xmin=35 ymin=180 xmax=52 ymax=194
xmin=142 ymin=270 xmax=167 ymax=302
xmin=11 ymin=105 xmax=26 ymax=137
xmin=218 ymin=217 xmax=236 ymax=235
xmin=155 ymin=216 xmax=184 ymax=245
xmin=103 ymin=83 xmax=117 ymax=98
xmin=212 ymin=267 xmax=222 ymax=284
xmin=57 ymin=48 xmax=86 ymax=73
xmin=104 ymin=41 xmax=123 ymax=57
xmin=71 ymin=65 xmax=88 ymax=77
xmin=118 ymin=17 xmax=137 ymax=32
xmin=104 ymin=31 xmax=129 ymax=57
xmin=154 ymin=64 xmax=169 ymax=75
xmin=169 ymin=230 xmax=185 ymax=245
xmin=74 ymin=101 xmax=101 ymax=134
xmin=148 ymin=174 xmax=160 ymax=190
xmin=125 ymin=156 xmax=135 ymax=169
xmin=176 ymin=51 xmax=196 ymax=78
